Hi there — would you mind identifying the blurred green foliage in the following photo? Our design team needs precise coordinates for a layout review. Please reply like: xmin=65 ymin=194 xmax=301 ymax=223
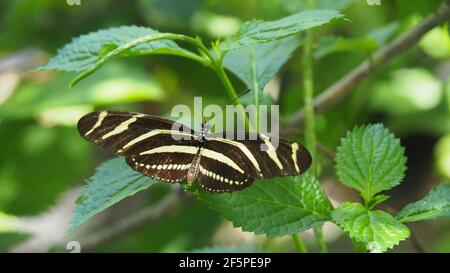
xmin=0 ymin=0 xmax=449 ymax=252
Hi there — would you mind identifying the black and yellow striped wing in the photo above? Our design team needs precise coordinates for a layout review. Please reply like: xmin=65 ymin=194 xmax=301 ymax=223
xmin=78 ymin=111 xmax=199 ymax=183
xmin=77 ymin=111 xmax=311 ymax=193
xmin=78 ymin=111 xmax=197 ymax=155
xmin=197 ymin=132 xmax=311 ymax=192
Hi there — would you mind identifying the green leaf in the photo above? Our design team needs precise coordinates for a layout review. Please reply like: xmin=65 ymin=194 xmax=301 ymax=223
xmin=191 ymin=246 xmax=262 ymax=253
xmin=197 ymin=173 xmax=333 ymax=237
xmin=38 ymin=26 xmax=205 ymax=86
xmin=314 ymin=36 xmax=379 ymax=59
xmin=396 ymin=184 xmax=450 ymax=222
xmin=39 ymin=25 xmax=189 ymax=72
xmin=332 ymin=203 xmax=410 ymax=252
xmin=69 ymin=157 xmax=157 ymax=233
xmin=222 ymin=9 xmax=346 ymax=51
xmin=335 ymin=124 xmax=407 ymax=202
xmin=223 ymin=36 xmax=299 ymax=94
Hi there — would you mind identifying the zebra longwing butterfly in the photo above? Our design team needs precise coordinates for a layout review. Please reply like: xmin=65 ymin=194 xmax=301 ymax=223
xmin=78 ymin=111 xmax=311 ymax=193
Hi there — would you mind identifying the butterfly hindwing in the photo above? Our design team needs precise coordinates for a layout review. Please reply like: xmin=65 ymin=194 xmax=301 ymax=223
xmin=126 ymin=143 xmax=199 ymax=184
xmin=197 ymin=155 xmax=254 ymax=193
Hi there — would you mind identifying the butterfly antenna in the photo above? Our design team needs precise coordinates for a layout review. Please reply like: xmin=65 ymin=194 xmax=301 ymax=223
xmin=204 ymin=89 xmax=252 ymax=124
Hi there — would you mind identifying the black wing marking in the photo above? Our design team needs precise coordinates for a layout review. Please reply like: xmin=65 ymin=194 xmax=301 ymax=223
xmin=77 ymin=111 xmax=197 ymax=156
xmin=204 ymin=132 xmax=311 ymax=179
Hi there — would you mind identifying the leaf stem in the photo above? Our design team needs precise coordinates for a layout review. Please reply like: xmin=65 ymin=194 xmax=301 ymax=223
xmin=292 ymin=233 xmax=308 ymax=253
xmin=303 ymin=22 xmax=325 ymax=253
xmin=250 ymin=47 xmax=260 ymax=131
xmin=303 ymin=30 xmax=317 ymax=174
xmin=212 ymin=44 xmax=254 ymax=132
xmin=214 ymin=64 xmax=251 ymax=130
xmin=301 ymin=0 xmax=327 ymax=253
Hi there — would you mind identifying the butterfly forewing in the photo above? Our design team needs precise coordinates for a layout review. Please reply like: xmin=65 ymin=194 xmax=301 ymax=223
xmin=78 ymin=111 xmax=197 ymax=155
xmin=78 ymin=111 xmax=200 ymax=184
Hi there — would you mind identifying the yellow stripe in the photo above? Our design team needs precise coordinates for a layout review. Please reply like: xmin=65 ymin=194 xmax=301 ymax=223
xmin=101 ymin=114 xmax=143 ymax=139
xmin=140 ymin=145 xmax=198 ymax=155
xmin=201 ymin=148 xmax=245 ymax=174
xmin=85 ymin=111 xmax=107 ymax=136
xmin=206 ymin=137 xmax=261 ymax=174
xmin=261 ymin=134 xmax=283 ymax=170
xmin=291 ymin=143 xmax=300 ymax=173
xmin=123 ymin=129 xmax=196 ymax=150
xmin=140 ymin=145 xmax=245 ymax=174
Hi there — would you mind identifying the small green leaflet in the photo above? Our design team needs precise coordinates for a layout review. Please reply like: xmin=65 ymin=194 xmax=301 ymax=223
xmin=396 ymin=184 xmax=450 ymax=222
xmin=221 ymin=9 xmax=346 ymax=51
xmin=335 ymin=124 xmax=407 ymax=202
xmin=197 ymin=173 xmax=333 ymax=237
xmin=332 ymin=203 xmax=410 ymax=252
xmin=69 ymin=157 xmax=157 ymax=233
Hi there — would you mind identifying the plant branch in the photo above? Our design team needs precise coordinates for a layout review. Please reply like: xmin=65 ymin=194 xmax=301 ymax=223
xmin=288 ymin=0 xmax=450 ymax=126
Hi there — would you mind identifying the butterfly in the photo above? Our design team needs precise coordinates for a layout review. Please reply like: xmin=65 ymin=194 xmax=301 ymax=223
xmin=77 ymin=111 xmax=311 ymax=193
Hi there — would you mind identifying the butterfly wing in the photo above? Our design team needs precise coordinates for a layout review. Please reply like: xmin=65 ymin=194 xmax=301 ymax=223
xmin=78 ymin=111 xmax=197 ymax=155
xmin=196 ymin=147 xmax=254 ymax=193
xmin=78 ymin=111 xmax=199 ymax=183
xmin=203 ymin=132 xmax=311 ymax=180
xmin=126 ymin=144 xmax=199 ymax=184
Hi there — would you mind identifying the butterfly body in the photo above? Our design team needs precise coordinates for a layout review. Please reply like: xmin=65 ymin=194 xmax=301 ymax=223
xmin=78 ymin=111 xmax=311 ymax=193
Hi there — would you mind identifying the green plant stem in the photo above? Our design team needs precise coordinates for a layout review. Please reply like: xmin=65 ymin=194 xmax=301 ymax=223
xmin=292 ymin=233 xmax=308 ymax=253
xmin=214 ymin=61 xmax=254 ymax=132
xmin=303 ymin=28 xmax=324 ymax=252
xmin=303 ymin=30 xmax=317 ymax=174
xmin=301 ymin=0 xmax=327 ymax=253
xmin=250 ymin=47 xmax=259 ymax=131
